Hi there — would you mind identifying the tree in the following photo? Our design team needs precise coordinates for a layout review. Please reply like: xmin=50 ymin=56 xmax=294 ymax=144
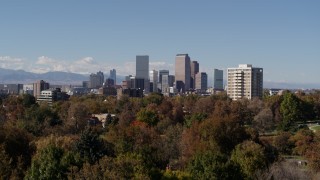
xmin=21 ymin=94 xmax=36 ymax=108
xmin=188 ymin=151 xmax=243 ymax=180
xmin=65 ymin=102 xmax=89 ymax=134
xmin=231 ymin=140 xmax=267 ymax=179
xmin=279 ymin=93 xmax=303 ymax=131
xmin=273 ymin=132 xmax=294 ymax=155
xmin=290 ymin=129 xmax=315 ymax=156
xmin=253 ymin=108 xmax=274 ymax=133
xmin=0 ymin=126 xmax=34 ymax=179
xmin=25 ymin=145 xmax=68 ymax=180
xmin=136 ymin=108 xmax=159 ymax=126
xmin=158 ymin=124 xmax=183 ymax=169
xmin=143 ymin=92 xmax=163 ymax=106
xmin=75 ymin=127 xmax=113 ymax=164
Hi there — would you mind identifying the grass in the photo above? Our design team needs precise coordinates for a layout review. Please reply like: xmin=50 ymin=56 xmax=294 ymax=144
xmin=309 ymin=125 xmax=320 ymax=132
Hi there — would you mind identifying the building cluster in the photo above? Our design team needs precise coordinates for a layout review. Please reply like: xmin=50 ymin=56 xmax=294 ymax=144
xmin=120 ymin=54 xmax=221 ymax=97
xmin=0 ymin=54 xmax=266 ymax=102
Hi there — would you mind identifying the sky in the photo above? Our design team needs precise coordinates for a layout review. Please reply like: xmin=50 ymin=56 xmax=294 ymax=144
xmin=0 ymin=0 xmax=319 ymax=85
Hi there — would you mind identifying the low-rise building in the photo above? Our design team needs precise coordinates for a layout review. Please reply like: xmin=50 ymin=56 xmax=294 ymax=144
xmin=37 ymin=88 xmax=69 ymax=106
xmin=0 ymin=84 xmax=23 ymax=95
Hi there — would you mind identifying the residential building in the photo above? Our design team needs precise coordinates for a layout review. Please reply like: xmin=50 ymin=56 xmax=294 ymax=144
xmin=33 ymin=80 xmax=50 ymax=98
xmin=37 ymin=88 xmax=69 ymax=106
xmin=227 ymin=64 xmax=263 ymax=100
xmin=213 ymin=69 xmax=224 ymax=90
xmin=175 ymin=54 xmax=191 ymax=93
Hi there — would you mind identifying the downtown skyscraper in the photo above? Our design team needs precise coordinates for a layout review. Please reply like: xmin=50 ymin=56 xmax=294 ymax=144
xmin=190 ymin=61 xmax=199 ymax=89
xmin=213 ymin=69 xmax=224 ymax=90
xmin=150 ymin=69 xmax=158 ymax=93
xmin=136 ymin=55 xmax=149 ymax=93
xmin=109 ymin=69 xmax=116 ymax=85
xmin=175 ymin=54 xmax=191 ymax=93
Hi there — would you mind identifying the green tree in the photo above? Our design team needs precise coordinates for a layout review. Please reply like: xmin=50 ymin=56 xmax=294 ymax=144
xmin=136 ymin=108 xmax=159 ymax=126
xmin=25 ymin=145 xmax=68 ymax=180
xmin=279 ymin=92 xmax=303 ymax=131
xmin=188 ymin=151 xmax=243 ymax=180
xmin=0 ymin=126 xmax=34 ymax=179
xmin=21 ymin=94 xmax=36 ymax=108
xmin=75 ymin=127 xmax=113 ymax=164
xmin=231 ymin=140 xmax=267 ymax=179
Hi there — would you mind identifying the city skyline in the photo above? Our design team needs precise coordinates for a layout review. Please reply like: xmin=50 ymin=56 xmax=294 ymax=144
xmin=0 ymin=1 xmax=319 ymax=85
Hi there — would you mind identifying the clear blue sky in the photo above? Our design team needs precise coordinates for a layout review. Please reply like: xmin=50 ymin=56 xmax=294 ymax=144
xmin=0 ymin=0 xmax=319 ymax=84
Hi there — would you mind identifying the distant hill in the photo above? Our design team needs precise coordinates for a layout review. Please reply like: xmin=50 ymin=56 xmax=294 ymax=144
xmin=263 ymin=81 xmax=320 ymax=89
xmin=0 ymin=68 xmax=127 ymax=85
xmin=0 ymin=68 xmax=87 ymax=85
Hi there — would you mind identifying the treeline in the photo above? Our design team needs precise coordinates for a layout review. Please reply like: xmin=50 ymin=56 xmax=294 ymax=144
xmin=1 ymin=91 xmax=320 ymax=179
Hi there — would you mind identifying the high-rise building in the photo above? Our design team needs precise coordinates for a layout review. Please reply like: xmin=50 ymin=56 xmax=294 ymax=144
xmin=213 ymin=69 xmax=224 ymax=90
xmin=33 ymin=80 xmax=49 ymax=98
xmin=161 ymin=75 xmax=175 ymax=94
xmin=175 ymin=54 xmax=191 ymax=93
xmin=168 ymin=75 xmax=175 ymax=87
xmin=130 ymin=77 xmax=145 ymax=90
xmin=161 ymin=75 xmax=170 ymax=95
xmin=150 ymin=70 xmax=158 ymax=92
xmin=190 ymin=61 xmax=199 ymax=89
xmin=89 ymin=71 xmax=104 ymax=88
xmin=136 ymin=55 xmax=149 ymax=93
xmin=227 ymin=64 xmax=263 ymax=100
xmin=195 ymin=72 xmax=208 ymax=92
xmin=104 ymin=78 xmax=115 ymax=87
xmin=159 ymin=70 xmax=169 ymax=84
xmin=110 ymin=69 xmax=116 ymax=85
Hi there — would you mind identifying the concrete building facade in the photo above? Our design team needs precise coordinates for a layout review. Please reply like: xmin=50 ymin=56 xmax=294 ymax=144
xmin=227 ymin=64 xmax=263 ymax=100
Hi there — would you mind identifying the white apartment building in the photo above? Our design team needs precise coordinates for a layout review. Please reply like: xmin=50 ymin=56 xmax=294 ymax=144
xmin=227 ymin=64 xmax=263 ymax=100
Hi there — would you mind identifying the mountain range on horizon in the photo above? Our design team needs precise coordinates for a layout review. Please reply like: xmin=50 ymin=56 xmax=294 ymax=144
xmin=0 ymin=67 xmax=319 ymax=89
